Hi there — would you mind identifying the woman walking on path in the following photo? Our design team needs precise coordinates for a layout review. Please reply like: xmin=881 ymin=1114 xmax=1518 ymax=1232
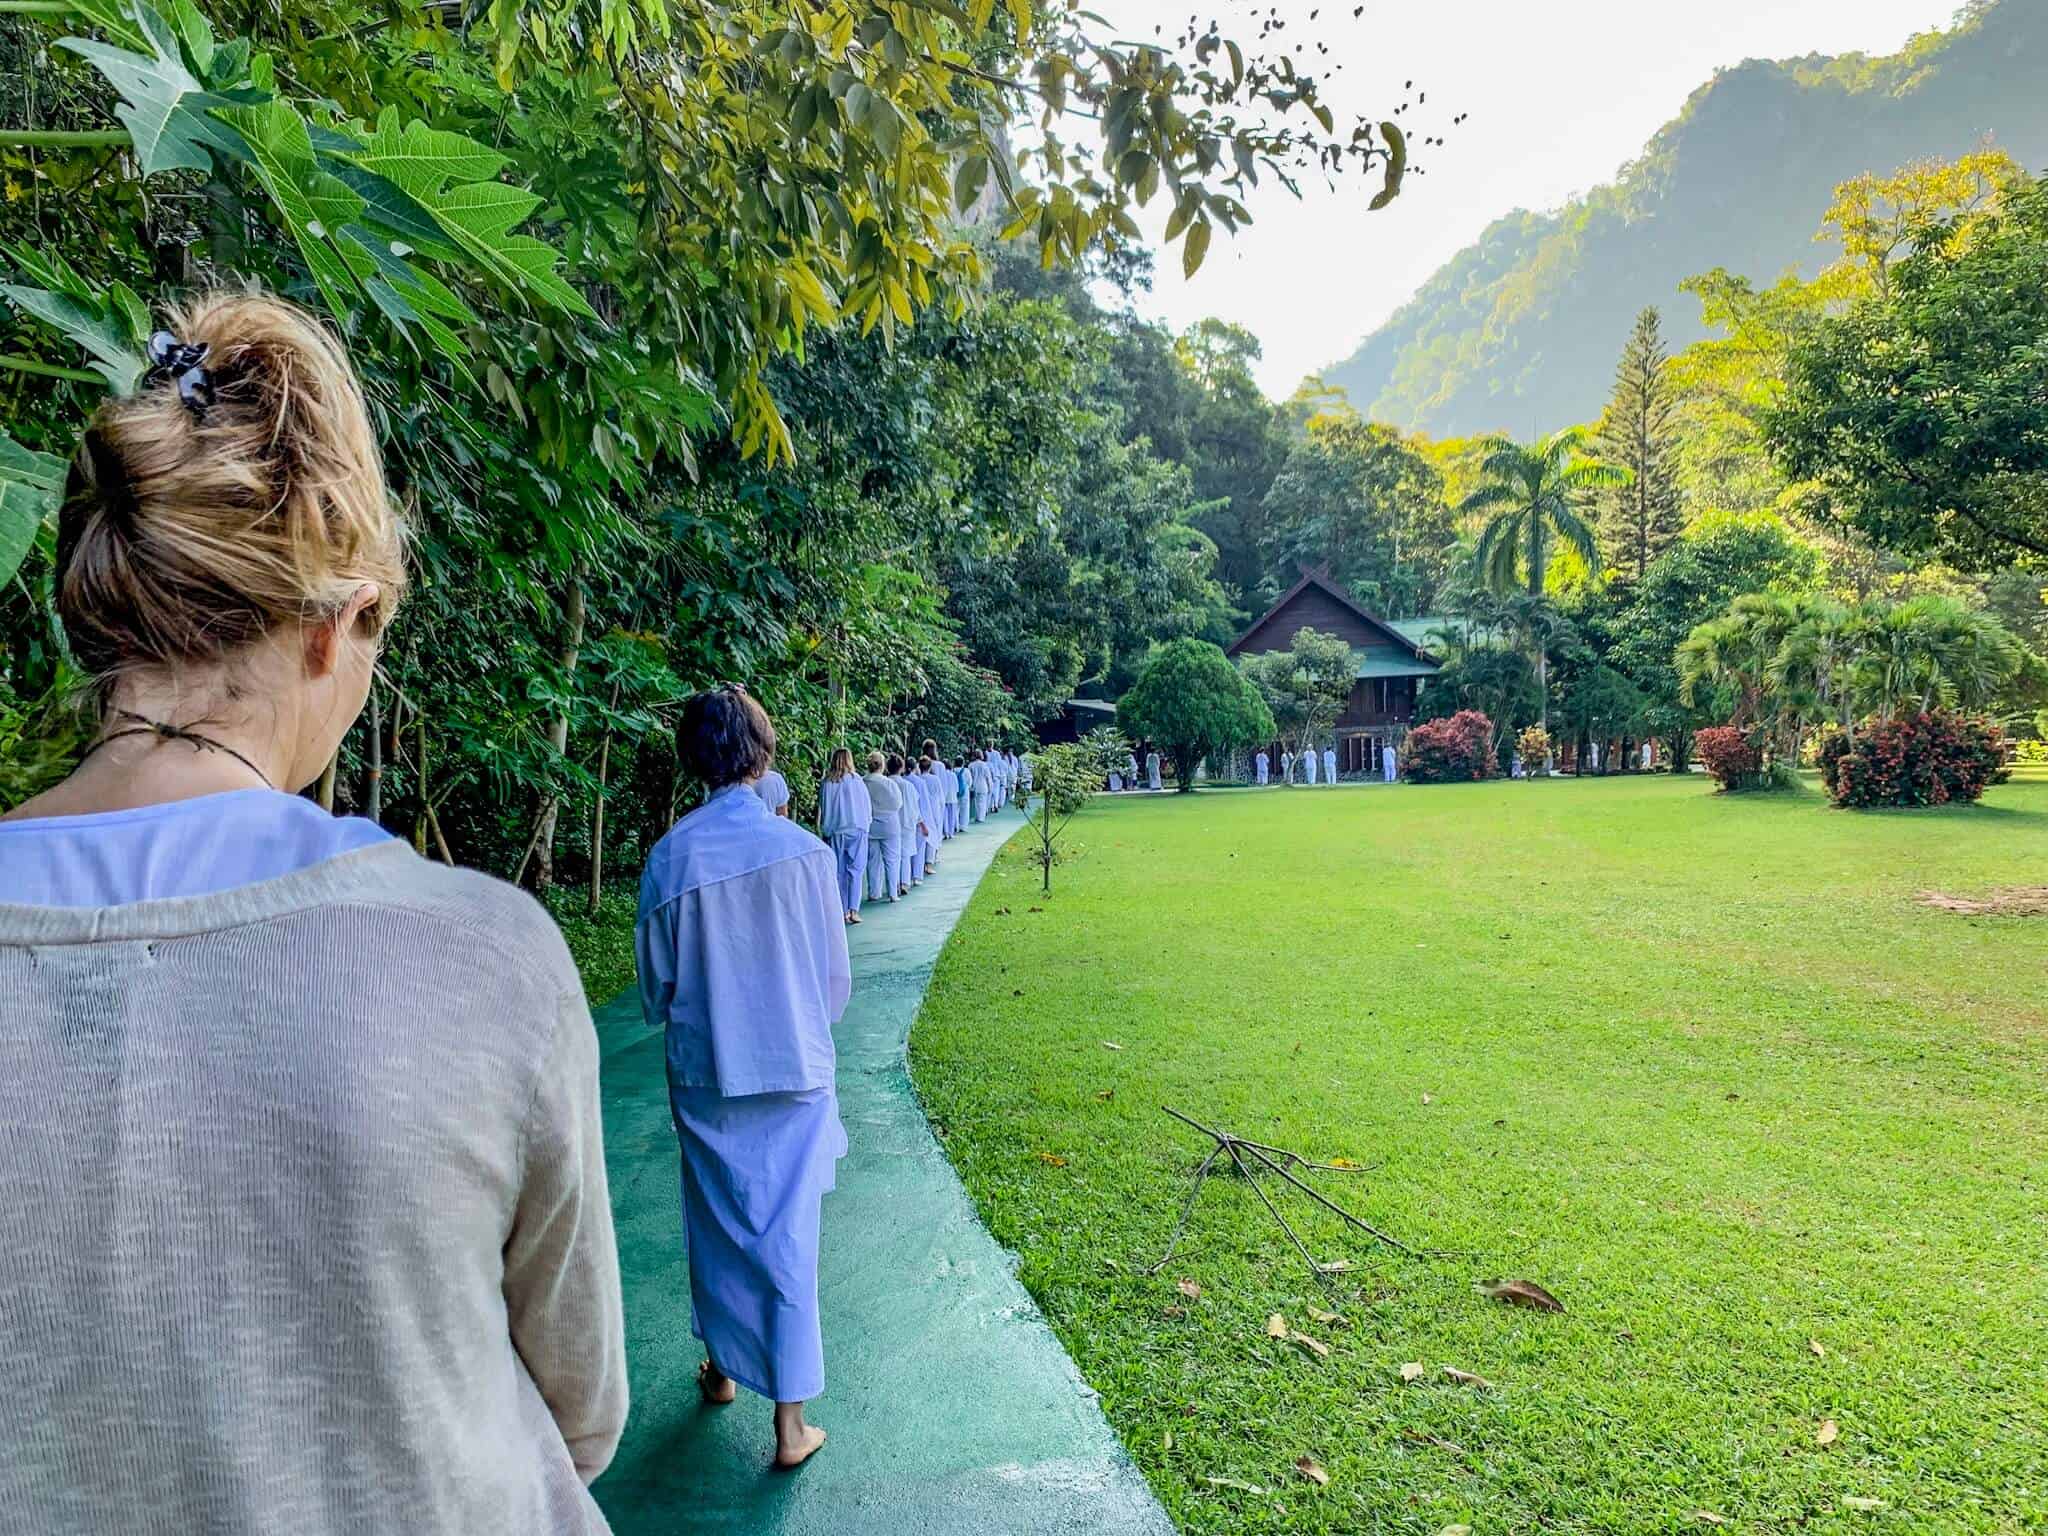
xmin=0 ymin=293 xmax=626 ymax=1535
xmin=818 ymin=748 xmax=870 ymax=925
xmin=891 ymin=754 xmax=923 ymax=889
xmin=635 ymin=687 xmax=849 ymax=1469
xmin=861 ymin=751 xmax=900 ymax=904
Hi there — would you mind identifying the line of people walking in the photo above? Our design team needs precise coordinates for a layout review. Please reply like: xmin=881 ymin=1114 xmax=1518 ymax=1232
xmin=812 ymin=740 xmax=1030 ymax=925
xmin=637 ymin=704 xmax=1032 ymax=1468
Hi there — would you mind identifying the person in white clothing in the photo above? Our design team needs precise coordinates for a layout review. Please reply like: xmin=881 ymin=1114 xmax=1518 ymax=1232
xmin=1145 ymin=751 xmax=1162 ymax=791
xmin=1321 ymin=746 xmax=1336 ymax=785
xmin=1281 ymin=749 xmax=1294 ymax=784
xmin=1302 ymin=746 xmax=1318 ymax=785
xmin=1255 ymin=751 xmax=1269 ymax=786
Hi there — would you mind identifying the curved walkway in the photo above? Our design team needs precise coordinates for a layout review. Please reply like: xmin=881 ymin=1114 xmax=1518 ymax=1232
xmin=590 ymin=810 xmax=1174 ymax=1536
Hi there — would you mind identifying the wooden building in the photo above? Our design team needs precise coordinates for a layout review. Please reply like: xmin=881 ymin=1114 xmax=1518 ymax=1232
xmin=1225 ymin=570 xmax=1443 ymax=776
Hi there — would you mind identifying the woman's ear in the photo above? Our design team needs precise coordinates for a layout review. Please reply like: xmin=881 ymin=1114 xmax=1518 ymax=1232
xmin=304 ymin=584 xmax=383 ymax=679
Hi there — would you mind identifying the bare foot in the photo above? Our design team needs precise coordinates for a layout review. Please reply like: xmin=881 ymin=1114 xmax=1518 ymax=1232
xmin=847 ymin=912 xmax=862 ymax=925
xmin=772 ymin=1405 xmax=826 ymax=1469
xmin=697 ymin=1361 xmax=736 ymax=1406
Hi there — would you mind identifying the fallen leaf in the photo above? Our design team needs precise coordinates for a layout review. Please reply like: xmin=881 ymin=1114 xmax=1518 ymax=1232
xmin=1293 ymin=1457 xmax=1329 ymax=1487
xmin=1035 ymin=1151 xmax=1067 ymax=1167
xmin=1027 ymin=905 xmax=1043 ymax=912
xmin=1162 ymin=1430 xmax=1174 ymax=1452
xmin=1478 ymin=1278 xmax=1565 ymax=1314
xmin=1693 ymin=1513 xmax=1728 ymax=1526
xmin=1421 ymin=1093 xmax=1434 ymax=1105
xmin=1288 ymin=1329 xmax=1330 ymax=1359
xmin=1439 ymin=1526 xmax=1472 ymax=1536
xmin=1266 ymin=1313 xmax=1289 ymax=1338
xmin=1443 ymin=1366 xmax=1493 ymax=1390
xmin=1810 ymin=1339 xmax=1827 ymax=1358
xmin=1843 ymin=1496 xmax=1885 ymax=1511
xmin=1305 ymin=1304 xmax=1346 ymax=1327
xmin=1399 ymin=1361 xmax=1427 ymax=1383
xmin=1176 ymin=1277 xmax=1202 ymax=1300
xmin=1725 ymin=1091 xmax=1741 ymax=1101
xmin=1095 ymin=1088 xmax=1114 ymax=1101
xmin=1327 ymin=1156 xmax=1362 ymax=1169
xmin=1315 ymin=1259 xmax=1356 ymax=1274
xmin=1101 ymin=1040 xmax=1123 ymax=1051
xmin=1817 ymin=1419 xmax=1840 ymax=1447
xmin=1162 ymin=1304 xmax=1186 ymax=1320
xmin=1202 ymin=1475 xmax=1268 ymax=1495
xmin=994 ymin=907 xmax=1011 ymax=915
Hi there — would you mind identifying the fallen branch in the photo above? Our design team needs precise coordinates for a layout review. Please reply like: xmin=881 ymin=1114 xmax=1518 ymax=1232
xmin=1148 ymin=1105 xmax=1429 ymax=1286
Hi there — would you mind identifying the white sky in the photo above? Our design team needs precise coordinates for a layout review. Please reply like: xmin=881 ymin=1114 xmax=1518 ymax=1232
xmin=1090 ymin=0 xmax=1968 ymax=397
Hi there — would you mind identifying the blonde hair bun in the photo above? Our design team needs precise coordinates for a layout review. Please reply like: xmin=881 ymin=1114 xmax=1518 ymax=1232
xmin=56 ymin=290 xmax=407 ymax=691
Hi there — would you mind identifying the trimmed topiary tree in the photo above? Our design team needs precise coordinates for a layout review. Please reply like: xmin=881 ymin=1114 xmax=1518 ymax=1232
xmin=1404 ymin=710 xmax=1495 ymax=783
xmin=1118 ymin=639 xmax=1276 ymax=792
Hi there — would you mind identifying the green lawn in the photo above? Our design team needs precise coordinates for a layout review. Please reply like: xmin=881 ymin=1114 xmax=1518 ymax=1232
xmin=910 ymin=772 xmax=2048 ymax=1535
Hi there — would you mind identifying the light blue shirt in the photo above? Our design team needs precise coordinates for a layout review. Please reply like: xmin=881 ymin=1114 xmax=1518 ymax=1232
xmin=753 ymin=770 xmax=791 ymax=814
xmin=0 ymin=790 xmax=391 ymax=907
xmin=817 ymin=773 xmax=871 ymax=838
xmin=636 ymin=784 xmax=851 ymax=1097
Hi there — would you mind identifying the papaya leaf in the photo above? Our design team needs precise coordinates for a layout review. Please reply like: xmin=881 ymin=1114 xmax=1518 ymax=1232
xmin=0 ymin=432 xmax=65 ymax=588
xmin=338 ymin=113 xmax=592 ymax=318
xmin=0 ymin=248 xmax=148 ymax=393
xmin=57 ymin=0 xmax=253 ymax=177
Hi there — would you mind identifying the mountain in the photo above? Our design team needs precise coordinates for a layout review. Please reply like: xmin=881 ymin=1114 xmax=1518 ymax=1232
xmin=1323 ymin=0 xmax=2048 ymax=438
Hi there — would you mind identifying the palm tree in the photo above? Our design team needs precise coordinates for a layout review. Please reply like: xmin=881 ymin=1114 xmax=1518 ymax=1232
xmin=1460 ymin=429 xmax=1628 ymax=769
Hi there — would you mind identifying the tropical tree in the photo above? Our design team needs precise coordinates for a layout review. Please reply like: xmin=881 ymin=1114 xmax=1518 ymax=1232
xmin=1237 ymin=626 xmax=1353 ymax=766
xmin=1117 ymin=638 xmax=1274 ymax=791
xmin=1461 ymin=427 xmax=1627 ymax=764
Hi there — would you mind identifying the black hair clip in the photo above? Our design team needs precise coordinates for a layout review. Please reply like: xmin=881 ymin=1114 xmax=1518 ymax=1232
xmin=143 ymin=330 xmax=215 ymax=418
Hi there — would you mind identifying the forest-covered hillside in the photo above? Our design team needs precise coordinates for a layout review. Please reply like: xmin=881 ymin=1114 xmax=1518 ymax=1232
xmin=1325 ymin=0 xmax=2048 ymax=435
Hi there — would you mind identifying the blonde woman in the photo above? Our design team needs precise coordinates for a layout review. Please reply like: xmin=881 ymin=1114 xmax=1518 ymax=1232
xmin=817 ymin=746 xmax=870 ymax=923
xmin=0 ymin=295 xmax=625 ymax=1533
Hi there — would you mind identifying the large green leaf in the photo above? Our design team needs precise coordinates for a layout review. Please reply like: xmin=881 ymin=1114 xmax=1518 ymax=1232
xmin=0 ymin=432 xmax=65 ymax=588
xmin=339 ymin=113 xmax=594 ymax=318
xmin=57 ymin=1 xmax=251 ymax=177
xmin=0 ymin=246 xmax=149 ymax=392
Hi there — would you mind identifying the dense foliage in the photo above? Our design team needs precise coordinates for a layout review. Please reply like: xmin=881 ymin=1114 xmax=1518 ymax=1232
xmin=1692 ymin=725 xmax=1764 ymax=792
xmin=1823 ymin=712 xmax=2010 ymax=808
xmin=0 ymin=0 xmax=1433 ymax=886
xmin=1402 ymin=708 xmax=1493 ymax=783
xmin=1116 ymin=638 xmax=1272 ymax=791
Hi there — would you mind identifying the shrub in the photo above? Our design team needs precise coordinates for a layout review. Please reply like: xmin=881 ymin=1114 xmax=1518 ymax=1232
xmin=1514 ymin=725 xmax=1551 ymax=774
xmin=1404 ymin=710 xmax=1495 ymax=783
xmin=1117 ymin=639 xmax=1276 ymax=791
xmin=1694 ymin=725 xmax=1765 ymax=791
xmin=2013 ymin=738 xmax=2048 ymax=767
xmin=1831 ymin=712 xmax=2010 ymax=809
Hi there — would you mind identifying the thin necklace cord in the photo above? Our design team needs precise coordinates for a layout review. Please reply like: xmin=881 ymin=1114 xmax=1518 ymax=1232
xmin=72 ymin=709 xmax=275 ymax=791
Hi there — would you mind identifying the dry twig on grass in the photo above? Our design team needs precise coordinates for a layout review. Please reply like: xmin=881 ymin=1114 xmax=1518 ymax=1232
xmin=1146 ymin=1105 xmax=1428 ymax=1287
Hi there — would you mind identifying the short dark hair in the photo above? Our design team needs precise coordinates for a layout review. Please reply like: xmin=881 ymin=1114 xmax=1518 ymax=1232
xmin=887 ymin=753 xmax=906 ymax=774
xmin=677 ymin=685 xmax=775 ymax=788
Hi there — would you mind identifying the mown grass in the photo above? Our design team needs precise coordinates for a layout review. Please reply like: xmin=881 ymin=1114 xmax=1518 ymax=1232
xmin=910 ymin=771 xmax=2048 ymax=1535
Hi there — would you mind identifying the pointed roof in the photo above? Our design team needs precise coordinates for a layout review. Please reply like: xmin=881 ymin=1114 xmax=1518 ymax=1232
xmin=1226 ymin=568 xmax=1439 ymax=665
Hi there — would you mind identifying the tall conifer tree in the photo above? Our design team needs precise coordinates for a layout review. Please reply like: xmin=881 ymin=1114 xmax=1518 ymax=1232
xmin=1596 ymin=308 xmax=1684 ymax=580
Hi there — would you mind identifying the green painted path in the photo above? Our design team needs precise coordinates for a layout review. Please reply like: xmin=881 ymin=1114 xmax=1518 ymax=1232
xmin=590 ymin=811 xmax=1174 ymax=1536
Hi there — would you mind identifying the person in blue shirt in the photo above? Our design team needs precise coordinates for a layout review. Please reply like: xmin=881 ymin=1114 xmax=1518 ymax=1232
xmin=637 ymin=686 xmax=849 ymax=1469
xmin=753 ymin=764 xmax=791 ymax=816
xmin=816 ymin=748 xmax=870 ymax=924
xmin=860 ymin=752 xmax=901 ymax=904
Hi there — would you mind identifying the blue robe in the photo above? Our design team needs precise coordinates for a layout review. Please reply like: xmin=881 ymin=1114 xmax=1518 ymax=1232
xmin=1323 ymin=749 xmax=1337 ymax=785
xmin=753 ymin=769 xmax=791 ymax=815
xmin=637 ymin=784 xmax=852 ymax=1402
xmin=862 ymin=773 xmax=900 ymax=902
xmin=1256 ymin=753 xmax=1269 ymax=786
xmin=894 ymin=774 xmax=922 ymax=883
xmin=818 ymin=773 xmax=871 ymax=914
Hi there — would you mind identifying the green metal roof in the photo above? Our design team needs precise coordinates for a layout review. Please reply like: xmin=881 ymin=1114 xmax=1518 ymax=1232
xmin=1355 ymin=653 xmax=1440 ymax=680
